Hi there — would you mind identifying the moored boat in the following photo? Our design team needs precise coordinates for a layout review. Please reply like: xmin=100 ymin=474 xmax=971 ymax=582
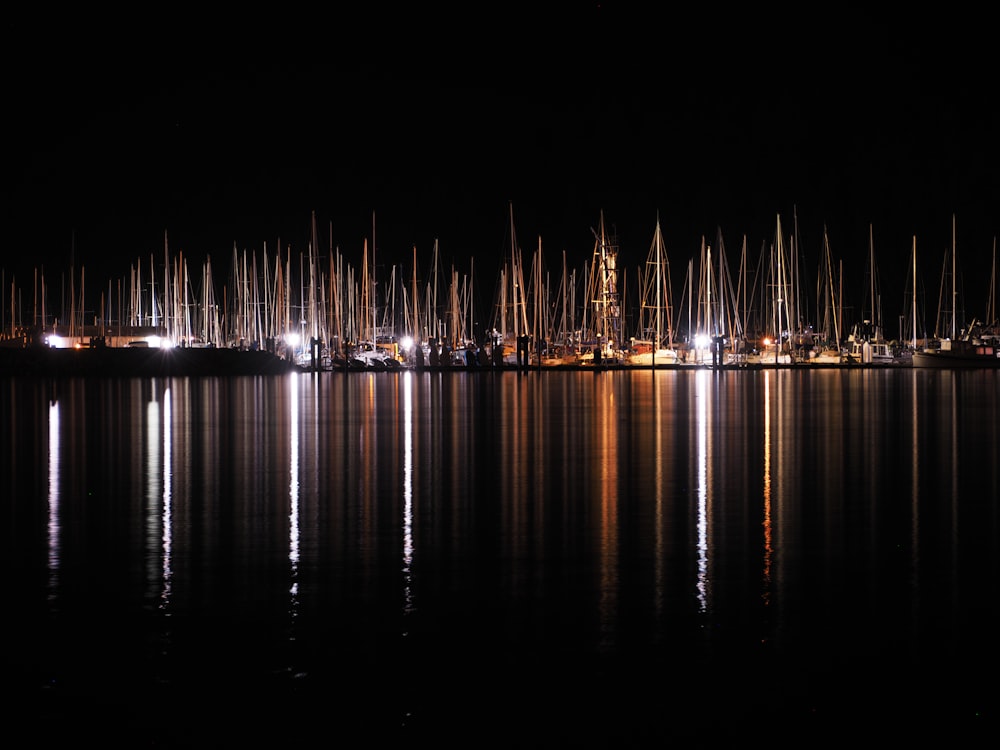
xmin=911 ymin=336 xmax=1000 ymax=368
xmin=846 ymin=331 xmax=898 ymax=365
xmin=626 ymin=340 xmax=681 ymax=367
xmin=914 ymin=217 xmax=999 ymax=369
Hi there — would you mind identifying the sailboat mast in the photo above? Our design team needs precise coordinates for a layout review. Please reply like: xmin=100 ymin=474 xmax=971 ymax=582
xmin=412 ymin=245 xmax=419 ymax=343
xmin=430 ymin=238 xmax=439 ymax=340
xmin=951 ymin=214 xmax=957 ymax=340
xmin=988 ymin=237 xmax=997 ymax=328
xmin=562 ymin=251 xmax=568 ymax=348
xmin=536 ymin=236 xmax=543 ymax=354
xmin=868 ymin=223 xmax=876 ymax=332
xmin=163 ymin=232 xmax=170 ymax=342
xmin=655 ymin=222 xmax=662 ymax=346
xmin=909 ymin=236 xmax=917 ymax=348
xmin=687 ymin=257 xmax=693 ymax=346
xmin=839 ymin=259 xmax=843 ymax=349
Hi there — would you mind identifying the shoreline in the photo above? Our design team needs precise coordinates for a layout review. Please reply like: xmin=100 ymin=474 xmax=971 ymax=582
xmin=0 ymin=345 xmax=300 ymax=377
xmin=6 ymin=345 xmax=996 ymax=376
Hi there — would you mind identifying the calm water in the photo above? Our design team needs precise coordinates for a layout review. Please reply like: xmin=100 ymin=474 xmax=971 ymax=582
xmin=4 ymin=368 xmax=999 ymax=745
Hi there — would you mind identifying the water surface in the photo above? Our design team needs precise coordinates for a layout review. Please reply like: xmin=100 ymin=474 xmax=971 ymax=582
xmin=3 ymin=369 xmax=997 ymax=744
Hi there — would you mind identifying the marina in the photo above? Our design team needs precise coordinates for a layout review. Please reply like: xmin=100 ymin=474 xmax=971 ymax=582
xmin=6 ymin=15 xmax=998 ymax=744
xmin=2 ymin=210 xmax=998 ymax=374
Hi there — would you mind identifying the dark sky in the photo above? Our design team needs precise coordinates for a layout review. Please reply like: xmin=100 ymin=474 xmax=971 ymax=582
xmin=4 ymin=6 xmax=999 ymax=323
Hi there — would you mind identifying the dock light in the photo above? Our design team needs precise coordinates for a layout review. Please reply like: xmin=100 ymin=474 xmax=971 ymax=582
xmin=694 ymin=334 xmax=711 ymax=349
xmin=285 ymin=332 xmax=301 ymax=349
xmin=400 ymin=336 xmax=414 ymax=352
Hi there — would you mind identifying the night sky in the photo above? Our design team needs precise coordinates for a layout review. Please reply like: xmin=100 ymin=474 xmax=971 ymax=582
xmin=4 ymin=6 xmax=998 ymax=323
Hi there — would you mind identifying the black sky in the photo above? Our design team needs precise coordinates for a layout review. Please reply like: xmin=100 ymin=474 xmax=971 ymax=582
xmin=4 ymin=6 xmax=999 ymax=322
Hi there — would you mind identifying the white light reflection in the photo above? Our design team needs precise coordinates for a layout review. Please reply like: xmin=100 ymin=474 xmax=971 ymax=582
xmin=145 ymin=390 xmax=161 ymax=605
xmin=145 ymin=386 xmax=174 ymax=610
xmin=694 ymin=369 xmax=710 ymax=612
xmin=47 ymin=398 xmax=60 ymax=600
xmin=402 ymin=371 xmax=414 ymax=615
xmin=289 ymin=373 xmax=300 ymax=610
xmin=162 ymin=387 xmax=172 ymax=607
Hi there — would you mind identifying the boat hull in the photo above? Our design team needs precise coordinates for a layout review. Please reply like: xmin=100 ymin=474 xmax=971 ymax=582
xmin=911 ymin=351 xmax=1000 ymax=368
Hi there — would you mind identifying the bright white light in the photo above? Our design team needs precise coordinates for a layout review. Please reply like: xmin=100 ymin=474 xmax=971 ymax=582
xmin=694 ymin=334 xmax=711 ymax=349
xmin=285 ymin=332 xmax=301 ymax=348
xmin=400 ymin=336 xmax=413 ymax=351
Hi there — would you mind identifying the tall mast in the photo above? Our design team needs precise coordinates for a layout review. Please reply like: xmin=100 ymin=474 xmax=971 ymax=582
xmin=987 ymin=237 xmax=997 ymax=328
xmin=412 ymin=245 xmax=419 ymax=343
xmin=951 ymin=214 xmax=957 ymax=339
xmin=868 ymin=223 xmax=877 ymax=333
xmin=912 ymin=236 xmax=918 ymax=350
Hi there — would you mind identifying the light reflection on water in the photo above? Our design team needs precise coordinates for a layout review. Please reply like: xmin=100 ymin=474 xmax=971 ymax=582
xmin=5 ymin=369 xmax=999 ymax=741
xmin=402 ymin=371 xmax=414 ymax=616
xmin=695 ymin=368 xmax=710 ymax=613
xmin=47 ymin=397 xmax=60 ymax=601
xmin=288 ymin=372 xmax=299 ymax=617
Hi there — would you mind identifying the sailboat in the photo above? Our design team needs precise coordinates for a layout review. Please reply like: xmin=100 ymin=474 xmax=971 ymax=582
xmin=578 ymin=210 xmax=623 ymax=365
xmin=351 ymin=225 xmax=399 ymax=370
xmin=746 ymin=213 xmax=795 ymax=365
xmin=809 ymin=225 xmax=845 ymax=364
xmin=913 ymin=216 xmax=1000 ymax=368
xmin=488 ymin=202 xmax=530 ymax=366
xmin=899 ymin=235 xmax=925 ymax=356
xmin=984 ymin=237 xmax=999 ymax=343
xmin=846 ymin=224 xmax=897 ymax=364
xmin=528 ymin=236 xmax=577 ymax=367
xmin=628 ymin=214 xmax=678 ymax=367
